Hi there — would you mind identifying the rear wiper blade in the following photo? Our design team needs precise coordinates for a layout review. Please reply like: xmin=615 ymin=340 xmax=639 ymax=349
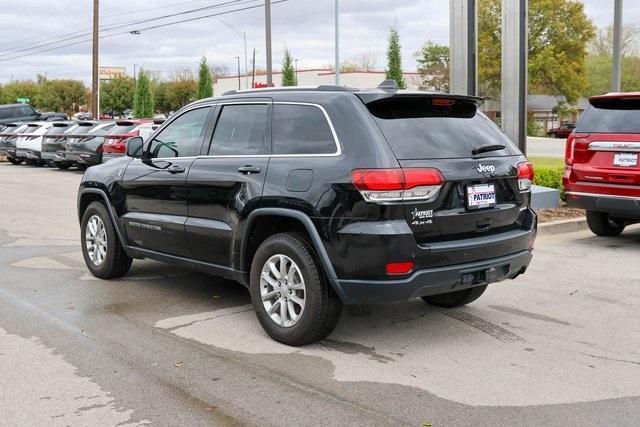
xmin=472 ymin=144 xmax=505 ymax=155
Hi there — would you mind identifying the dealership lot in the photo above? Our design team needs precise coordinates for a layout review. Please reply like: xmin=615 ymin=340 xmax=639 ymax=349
xmin=0 ymin=163 xmax=639 ymax=425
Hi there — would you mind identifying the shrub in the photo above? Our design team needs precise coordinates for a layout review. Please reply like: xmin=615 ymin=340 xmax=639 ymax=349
xmin=533 ymin=165 xmax=565 ymax=200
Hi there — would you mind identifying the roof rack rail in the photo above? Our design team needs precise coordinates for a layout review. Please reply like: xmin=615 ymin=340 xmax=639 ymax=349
xmin=222 ymin=85 xmax=353 ymax=96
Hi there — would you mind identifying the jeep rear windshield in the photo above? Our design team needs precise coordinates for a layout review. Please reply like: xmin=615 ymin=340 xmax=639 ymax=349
xmin=576 ymin=98 xmax=640 ymax=133
xmin=366 ymin=96 xmax=519 ymax=159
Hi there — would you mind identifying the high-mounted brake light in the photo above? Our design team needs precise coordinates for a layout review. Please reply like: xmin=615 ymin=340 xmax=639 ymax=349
xmin=431 ymin=98 xmax=455 ymax=107
xmin=351 ymin=168 xmax=444 ymax=203
xmin=517 ymin=162 xmax=534 ymax=191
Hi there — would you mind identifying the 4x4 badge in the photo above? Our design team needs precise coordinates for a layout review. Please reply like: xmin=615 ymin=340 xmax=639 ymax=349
xmin=476 ymin=163 xmax=496 ymax=174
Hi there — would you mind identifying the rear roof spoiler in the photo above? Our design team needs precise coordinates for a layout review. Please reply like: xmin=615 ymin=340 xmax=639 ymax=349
xmin=356 ymin=91 xmax=485 ymax=106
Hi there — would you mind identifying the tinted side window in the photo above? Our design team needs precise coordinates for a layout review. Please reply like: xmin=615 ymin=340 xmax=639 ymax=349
xmin=272 ymin=104 xmax=337 ymax=155
xmin=208 ymin=104 xmax=269 ymax=155
xmin=148 ymin=107 xmax=210 ymax=158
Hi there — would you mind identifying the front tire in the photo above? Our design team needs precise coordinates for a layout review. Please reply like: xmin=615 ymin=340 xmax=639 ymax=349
xmin=422 ymin=285 xmax=487 ymax=308
xmin=57 ymin=162 xmax=71 ymax=170
xmin=250 ymin=233 xmax=342 ymax=346
xmin=586 ymin=211 xmax=625 ymax=236
xmin=81 ymin=201 xmax=132 ymax=279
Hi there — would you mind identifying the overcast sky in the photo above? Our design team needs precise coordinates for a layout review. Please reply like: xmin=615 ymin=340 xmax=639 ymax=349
xmin=0 ymin=0 xmax=636 ymax=84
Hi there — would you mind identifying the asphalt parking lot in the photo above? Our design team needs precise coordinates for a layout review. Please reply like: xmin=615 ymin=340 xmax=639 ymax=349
xmin=1 ymin=163 xmax=639 ymax=426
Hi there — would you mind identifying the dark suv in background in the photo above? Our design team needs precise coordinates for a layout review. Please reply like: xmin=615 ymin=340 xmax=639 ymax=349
xmin=77 ymin=83 xmax=536 ymax=345
xmin=0 ymin=103 xmax=67 ymax=125
xmin=564 ymin=92 xmax=640 ymax=236
xmin=59 ymin=121 xmax=116 ymax=169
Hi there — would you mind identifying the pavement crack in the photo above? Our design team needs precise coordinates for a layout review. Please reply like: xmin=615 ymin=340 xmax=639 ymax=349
xmin=163 ymin=308 xmax=254 ymax=332
xmin=488 ymin=305 xmax=571 ymax=326
xmin=581 ymin=352 xmax=640 ymax=366
xmin=388 ymin=312 xmax=429 ymax=326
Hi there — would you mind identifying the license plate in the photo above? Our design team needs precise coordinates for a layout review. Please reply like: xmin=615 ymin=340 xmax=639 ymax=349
xmin=613 ymin=153 xmax=638 ymax=167
xmin=467 ymin=184 xmax=496 ymax=209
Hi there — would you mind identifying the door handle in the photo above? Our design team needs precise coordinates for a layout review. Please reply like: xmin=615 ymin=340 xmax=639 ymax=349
xmin=238 ymin=165 xmax=261 ymax=175
xmin=167 ymin=165 xmax=185 ymax=174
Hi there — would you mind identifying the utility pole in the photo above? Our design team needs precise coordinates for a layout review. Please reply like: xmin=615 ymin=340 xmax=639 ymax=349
xmin=295 ymin=59 xmax=299 ymax=82
xmin=252 ymin=48 xmax=256 ymax=88
xmin=133 ymin=64 xmax=137 ymax=85
xmin=91 ymin=0 xmax=99 ymax=119
xmin=265 ymin=0 xmax=273 ymax=86
xmin=612 ymin=0 xmax=623 ymax=92
xmin=335 ymin=0 xmax=340 ymax=85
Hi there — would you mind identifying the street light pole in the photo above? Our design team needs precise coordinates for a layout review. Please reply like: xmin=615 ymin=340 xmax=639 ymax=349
xmin=236 ymin=56 xmax=241 ymax=90
xmin=91 ymin=0 xmax=99 ymax=119
xmin=216 ymin=18 xmax=249 ymax=89
xmin=612 ymin=0 xmax=623 ymax=92
xmin=295 ymin=59 xmax=299 ymax=83
xmin=334 ymin=0 xmax=340 ymax=85
xmin=265 ymin=0 xmax=273 ymax=86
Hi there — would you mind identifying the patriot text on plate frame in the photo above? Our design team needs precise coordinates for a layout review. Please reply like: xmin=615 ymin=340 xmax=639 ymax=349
xmin=613 ymin=153 xmax=638 ymax=167
xmin=467 ymin=184 xmax=496 ymax=209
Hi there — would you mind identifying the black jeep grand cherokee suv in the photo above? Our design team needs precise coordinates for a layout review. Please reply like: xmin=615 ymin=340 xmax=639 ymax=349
xmin=78 ymin=83 xmax=536 ymax=345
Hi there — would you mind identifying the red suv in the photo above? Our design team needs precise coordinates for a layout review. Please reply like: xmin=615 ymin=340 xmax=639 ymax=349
xmin=564 ymin=93 xmax=640 ymax=236
xmin=101 ymin=120 xmax=152 ymax=162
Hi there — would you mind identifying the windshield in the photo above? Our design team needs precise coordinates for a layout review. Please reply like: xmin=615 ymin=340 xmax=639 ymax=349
xmin=367 ymin=96 xmax=519 ymax=159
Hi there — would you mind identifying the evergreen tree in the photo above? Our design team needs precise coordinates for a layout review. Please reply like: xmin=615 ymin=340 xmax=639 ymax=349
xmin=133 ymin=69 xmax=154 ymax=118
xmin=197 ymin=56 xmax=213 ymax=99
xmin=385 ymin=27 xmax=406 ymax=89
xmin=281 ymin=49 xmax=297 ymax=86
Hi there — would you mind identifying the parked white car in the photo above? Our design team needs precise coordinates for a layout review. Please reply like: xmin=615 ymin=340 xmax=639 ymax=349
xmin=15 ymin=122 xmax=55 ymax=165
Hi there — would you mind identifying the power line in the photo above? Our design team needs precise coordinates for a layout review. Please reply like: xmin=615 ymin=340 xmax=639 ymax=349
xmin=0 ymin=0 xmax=248 ymax=56
xmin=0 ymin=0 xmax=250 ymax=58
xmin=0 ymin=1 xmax=287 ymax=63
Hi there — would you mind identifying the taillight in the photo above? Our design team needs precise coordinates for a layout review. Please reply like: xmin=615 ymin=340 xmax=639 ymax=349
xmin=351 ymin=168 xmax=444 ymax=203
xmin=565 ymin=134 xmax=575 ymax=165
xmin=517 ymin=162 xmax=534 ymax=191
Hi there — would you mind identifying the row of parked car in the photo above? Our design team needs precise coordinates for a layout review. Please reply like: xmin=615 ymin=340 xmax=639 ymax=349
xmin=0 ymin=118 xmax=164 ymax=169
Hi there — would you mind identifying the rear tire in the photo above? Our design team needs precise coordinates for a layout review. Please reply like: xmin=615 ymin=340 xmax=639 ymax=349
xmin=57 ymin=162 xmax=71 ymax=170
xmin=8 ymin=158 xmax=23 ymax=165
xmin=422 ymin=285 xmax=488 ymax=308
xmin=81 ymin=201 xmax=132 ymax=279
xmin=586 ymin=210 xmax=625 ymax=236
xmin=250 ymin=232 xmax=342 ymax=346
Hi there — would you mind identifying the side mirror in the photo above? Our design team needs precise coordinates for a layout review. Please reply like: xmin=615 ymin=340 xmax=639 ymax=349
xmin=126 ymin=137 xmax=145 ymax=158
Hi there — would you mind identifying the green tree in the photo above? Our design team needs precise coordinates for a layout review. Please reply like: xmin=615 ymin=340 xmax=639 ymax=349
xmin=586 ymin=54 xmax=640 ymax=95
xmin=167 ymin=70 xmax=197 ymax=111
xmin=416 ymin=42 xmax=450 ymax=91
xmin=478 ymin=0 xmax=596 ymax=103
xmin=1 ymin=81 xmax=40 ymax=107
xmin=385 ymin=27 xmax=406 ymax=89
xmin=197 ymin=56 xmax=213 ymax=99
xmin=281 ymin=49 xmax=297 ymax=86
xmin=37 ymin=79 xmax=87 ymax=115
xmin=133 ymin=70 xmax=154 ymax=118
xmin=153 ymin=81 xmax=171 ymax=114
xmin=100 ymin=76 xmax=134 ymax=115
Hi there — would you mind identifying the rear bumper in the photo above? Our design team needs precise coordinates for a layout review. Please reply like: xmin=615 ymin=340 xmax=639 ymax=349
xmin=15 ymin=149 xmax=40 ymax=160
xmin=336 ymin=250 xmax=533 ymax=304
xmin=57 ymin=151 xmax=101 ymax=165
xmin=566 ymin=191 xmax=640 ymax=220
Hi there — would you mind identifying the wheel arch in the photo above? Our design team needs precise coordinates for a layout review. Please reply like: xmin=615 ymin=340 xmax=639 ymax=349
xmin=240 ymin=208 xmax=347 ymax=302
xmin=77 ymin=188 xmax=128 ymax=245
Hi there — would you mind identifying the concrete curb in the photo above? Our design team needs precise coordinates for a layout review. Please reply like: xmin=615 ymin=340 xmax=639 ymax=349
xmin=537 ymin=217 xmax=587 ymax=237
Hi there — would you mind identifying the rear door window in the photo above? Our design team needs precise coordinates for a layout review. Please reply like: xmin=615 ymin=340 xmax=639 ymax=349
xmin=272 ymin=104 xmax=338 ymax=155
xmin=576 ymin=99 xmax=640 ymax=133
xmin=366 ymin=96 xmax=519 ymax=159
xmin=208 ymin=104 xmax=269 ymax=156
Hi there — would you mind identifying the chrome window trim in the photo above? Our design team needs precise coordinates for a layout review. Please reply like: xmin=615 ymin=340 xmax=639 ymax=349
xmin=588 ymin=141 xmax=640 ymax=152
xmin=151 ymin=101 xmax=343 ymax=161
xmin=566 ymin=191 xmax=640 ymax=201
